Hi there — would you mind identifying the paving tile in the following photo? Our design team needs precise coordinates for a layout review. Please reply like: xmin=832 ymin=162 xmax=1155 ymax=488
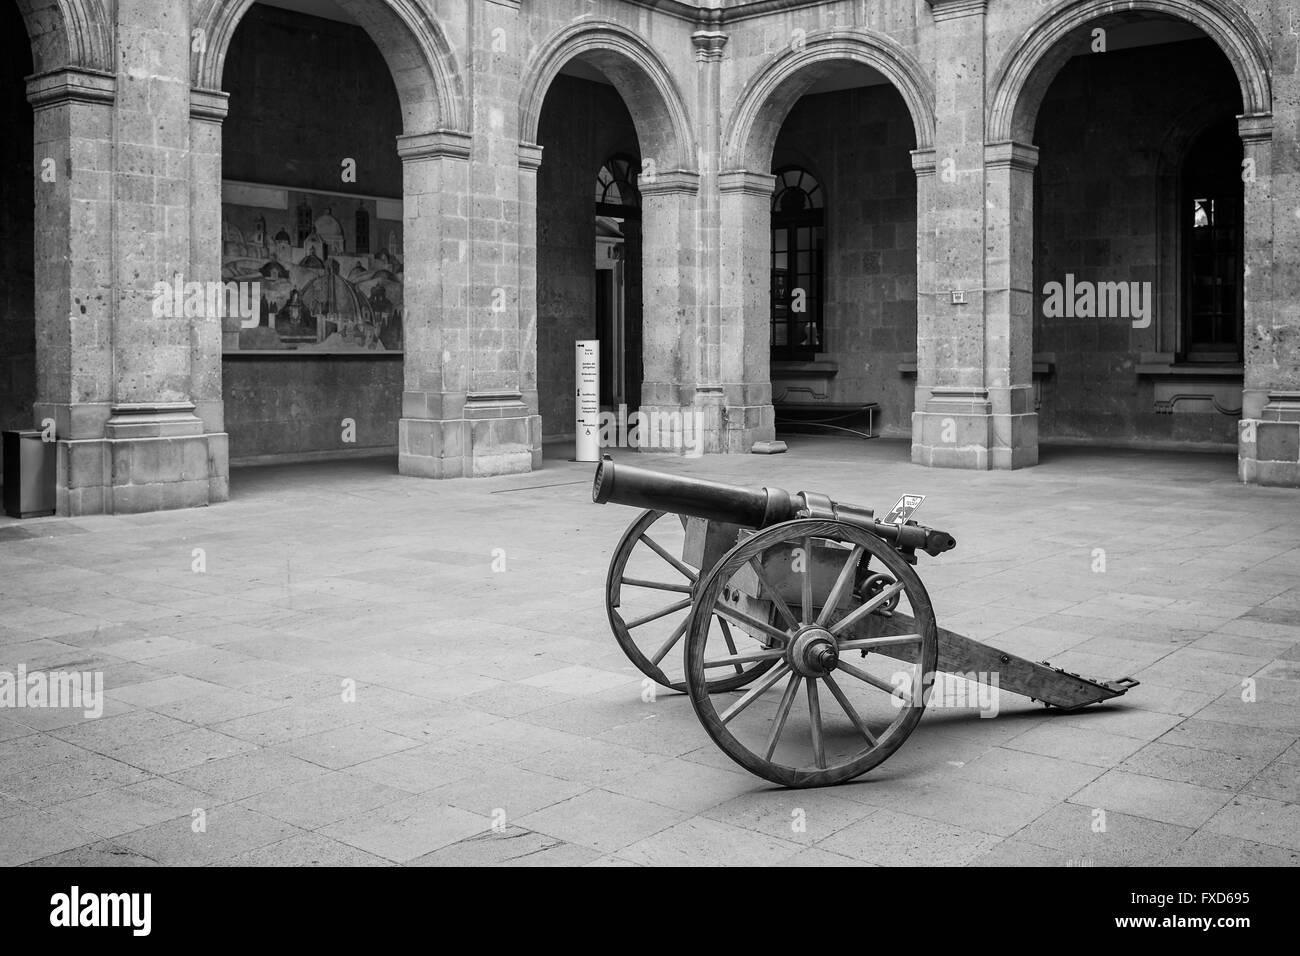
xmin=817 ymin=808 xmax=1000 ymax=866
xmin=618 ymin=817 xmax=805 ymax=866
xmin=1201 ymin=795 xmax=1300 ymax=852
xmin=165 ymin=749 xmax=328 ymax=802
xmin=408 ymin=827 xmax=602 ymax=867
xmin=955 ymin=747 xmax=1105 ymax=799
xmin=238 ymin=771 xmax=409 ymax=830
xmin=701 ymin=787 xmax=873 ymax=844
xmin=318 ymin=795 xmax=489 ymax=862
xmin=214 ymin=833 xmax=395 ymax=866
xmin=1069 ymin=770 xmax=1232 ymax=827
xmin=425 ymin=764 xmax=586 ymax=819
xmin=516 ymin=790 xmax=686 ymax=853
xmin=0 ymin=808 xmax=105 ymax=866
xmin=111 ymin=805 xmax=304 ymax=866
xmin=1003 ymin=721 xmax=1148 ymax=767
xmin=1013 ymin=803 xmax=1193 ymax=865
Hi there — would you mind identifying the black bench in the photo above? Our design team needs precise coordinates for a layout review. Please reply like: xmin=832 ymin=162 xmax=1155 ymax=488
xmin=774 ymin=402 xmax=879 ymax=440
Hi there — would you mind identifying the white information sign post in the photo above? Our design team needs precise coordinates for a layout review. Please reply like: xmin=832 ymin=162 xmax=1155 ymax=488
xmin=575 ymin=340 xmax=600 ymax=462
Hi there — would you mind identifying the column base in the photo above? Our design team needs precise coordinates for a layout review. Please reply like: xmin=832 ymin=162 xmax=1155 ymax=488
xmin=911 ymin=388 xmax=1038 ymax=470
xmin=632 ymin=402 xmax=774 ymax=456
xmin=46 ymin=402 xmax=229 ymax=515
xmin=1239 ymin=391 xmax=1300 ymax=487
xmin=399 ymin=390 xmax=540 ymax=479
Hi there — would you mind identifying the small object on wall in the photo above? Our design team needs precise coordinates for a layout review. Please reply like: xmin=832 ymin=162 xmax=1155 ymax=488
xmin=950 ymin=290 xmax=967 ymax=305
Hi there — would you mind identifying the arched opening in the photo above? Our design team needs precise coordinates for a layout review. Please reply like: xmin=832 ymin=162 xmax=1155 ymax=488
xmin=1030 ymin=14 xmax=1245 ymax=449
xmin=218 ymin=0 xmax=406 ymax=470
xmin=0 ymin=0 xmax=36 ymax=490
xmin=766 ymin=64 xmax=919 ymax=441
xmin=534 ymin=59 xmax=645 ymax=453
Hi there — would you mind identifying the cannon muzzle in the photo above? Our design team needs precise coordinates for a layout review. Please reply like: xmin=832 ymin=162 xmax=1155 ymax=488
xmin=592 ymin=457 xmax=956 ymax=557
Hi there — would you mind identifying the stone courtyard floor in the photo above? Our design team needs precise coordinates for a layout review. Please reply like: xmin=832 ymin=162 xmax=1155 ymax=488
xmin=1 ymin=437 xmax=1298 ymax=867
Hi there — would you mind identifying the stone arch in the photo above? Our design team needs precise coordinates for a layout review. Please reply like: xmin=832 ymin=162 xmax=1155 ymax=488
xmin=519 ymin=20 xmax=697 ymax=172
xmin=988 ymin=0 xmax=1271 ymax=144
xmin=723 ymin=29 xmax=935 ymax=172
xmin=191 ymin=0 xmax=466 ymax=134
xmin=13 ymin=0 xmax=113 ymax=74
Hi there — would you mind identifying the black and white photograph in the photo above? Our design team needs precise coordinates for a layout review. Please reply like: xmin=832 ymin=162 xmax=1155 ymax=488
xmin=0 ymin=0 xmax=1294 ymax=919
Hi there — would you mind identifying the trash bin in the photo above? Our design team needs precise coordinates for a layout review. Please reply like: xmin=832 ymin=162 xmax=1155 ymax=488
xmin=2 ymin=430 xmax=56 ymax=518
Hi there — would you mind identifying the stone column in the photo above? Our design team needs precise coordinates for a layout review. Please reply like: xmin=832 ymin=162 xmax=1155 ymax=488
xmin=912 ymin=0 xmax=1036 ymax=470
xmin=982 ymin=140 xmax=1039 ymax=469
xmin=717 ymin=169 xmax=777 ymax=452
xmin=639 ymin=171 xmax=707 ymax=453
xmin=189 ymin=87 xmax=230 ymax=503
xmin=1236 ymin=112 xmax=1298 ymax=486
xmin=27 ymin=67 xmax=117 ymax=515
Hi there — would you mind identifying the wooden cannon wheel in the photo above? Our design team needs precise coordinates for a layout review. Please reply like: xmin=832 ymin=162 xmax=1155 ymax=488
xmin=606 ymin=509 xmax=778 ymax=693
xmin=685 ymin=519 xmax=939 ymax=787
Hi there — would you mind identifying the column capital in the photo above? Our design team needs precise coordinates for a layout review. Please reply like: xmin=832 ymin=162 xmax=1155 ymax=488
xmin=517 ymin=141 xmax=544 ymax=170
xmin=692 ymin=29 xmax=728 ymax=61
xmin=396 ymin=129 xmax=473 ymax=162
xmin=985 ymin=140 xmax=1040 ymax=172
xmin=1237 ymin=112 xmax=1273 ymax=145
xmin=717 ymin=169 xmax=774 ymax=197
xmin=26 ymin=68 xmax=115 ymax=111
xmin=925 ymin=0 xmax=987 ymax=21
xmin=641 ymin=170 xmax=701 ymax=197
xmin=190 ymin=87 xmax=229 ymax=122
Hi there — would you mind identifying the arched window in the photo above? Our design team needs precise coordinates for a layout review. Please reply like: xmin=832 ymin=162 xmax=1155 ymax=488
xmin=1181 ymin=119 xmax=1243 ymax=362
xmin=595 ymin=155 xmax=641 ymax=219
xmin=771 ymin=166 xmax=825 ymax=360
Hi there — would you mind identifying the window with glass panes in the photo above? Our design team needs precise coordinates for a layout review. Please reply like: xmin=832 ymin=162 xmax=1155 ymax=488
xmin=770 ymin=167 xmax=825 ymax=359
xmin=1182 ymin=119 xmax=1243 ymax=363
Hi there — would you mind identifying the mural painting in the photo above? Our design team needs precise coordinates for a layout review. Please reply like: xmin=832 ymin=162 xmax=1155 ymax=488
xmin=221 ymin=183 xmax=404 ymax=352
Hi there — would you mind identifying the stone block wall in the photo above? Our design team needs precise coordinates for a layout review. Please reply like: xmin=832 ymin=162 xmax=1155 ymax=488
xmin=223 ymin=357 xmax=401 ymax=463
xmin=772 ymin=83 xmax=918 ymax=436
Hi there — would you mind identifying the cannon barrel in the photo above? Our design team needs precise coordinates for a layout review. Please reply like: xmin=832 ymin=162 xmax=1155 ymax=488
xmin=592 ymin=458 xmax=956 ymax=557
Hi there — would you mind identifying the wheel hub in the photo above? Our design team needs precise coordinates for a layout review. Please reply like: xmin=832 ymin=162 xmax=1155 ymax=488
xmin=788 ymin=626 xmax=839 ymax=677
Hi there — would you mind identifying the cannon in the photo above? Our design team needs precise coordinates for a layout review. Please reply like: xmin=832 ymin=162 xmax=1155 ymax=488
xmin=594 ymin=457 xmax=1138 ymax=788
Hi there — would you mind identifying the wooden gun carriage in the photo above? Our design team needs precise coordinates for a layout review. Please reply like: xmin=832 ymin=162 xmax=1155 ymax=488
xmin=594 ymin=457 xmax=1138 ymax=788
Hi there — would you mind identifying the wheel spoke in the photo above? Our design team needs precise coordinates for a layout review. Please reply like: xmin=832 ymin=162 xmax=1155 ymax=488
xmin=835 ymin=634 xmax=922 ymax=653
xmin=822 ymin=672 xmax=878 ymax=747
xmin=808 ymin=678 xmax=825 ymax=769
xmin=624 ymin=597 xmax=692 ymax=630
xmin=719 ymin=662 xmax=791 ymax=725
xmin=816 ymin=544 xmax=864 ymax=627
xmin=717 ymin=618 xmax=743 ymax=674
xmin=801 ymin=537 xmax=814 ymax=624
xmin=764 ymin=675 xmax=802 ymax=760
xmin=649 ymin=616 xmax=689 ymax=665
xmin=828 ymin=581 xmax=905 ymax=636
xmin=621 ymin=576 xmax=692 ymax=594
xmin=703 ymin=647 xmax=786 ymax=669
xmin=714 ymin=603 xmax=791 ymax=647
xmin=746 ymin=558 xmax=800 ymax=630
xmin=835 ymin=658 xmax=912 ymax=706
xmin=640 ymin=534 xmax=698 ymax=582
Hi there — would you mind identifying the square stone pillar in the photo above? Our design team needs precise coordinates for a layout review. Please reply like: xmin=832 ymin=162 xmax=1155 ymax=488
xmin=26 ymin=2 xmax=229 ymax=515
xmin=1235 ymin=113 xmax=1297 ymax=486
xmin=189 ymin=87 xmax=230 ymax=503
xmin=913 ymin=0 xmax=1037 ymax=470
xmin=717 ymin=169 xmax=776 ymax=453
xmin=640 ymin=171 xmax=717 ymax=454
